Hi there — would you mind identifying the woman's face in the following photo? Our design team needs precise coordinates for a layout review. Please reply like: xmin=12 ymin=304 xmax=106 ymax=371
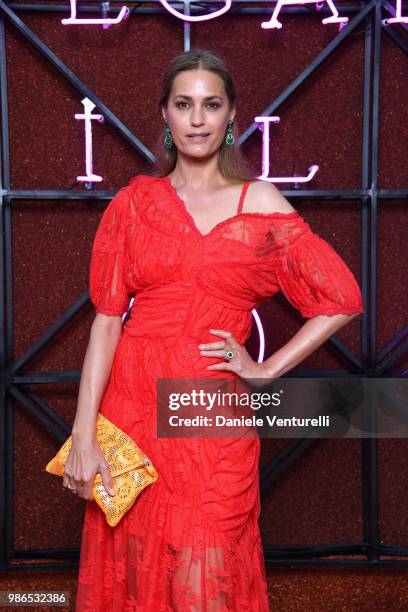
xmin=162 ymin=69 xmax=235 ymax=158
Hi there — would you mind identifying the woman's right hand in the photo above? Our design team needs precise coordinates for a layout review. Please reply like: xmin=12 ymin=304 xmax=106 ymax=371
xmin=62 ymin=436 xmax=116 ymax=501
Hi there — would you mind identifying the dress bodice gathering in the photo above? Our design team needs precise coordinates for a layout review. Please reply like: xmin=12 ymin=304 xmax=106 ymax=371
xmin=89 ymin=174 xmax=363 ymax=347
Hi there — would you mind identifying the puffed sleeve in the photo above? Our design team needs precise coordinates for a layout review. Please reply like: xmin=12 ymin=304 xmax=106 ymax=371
xmin=270 ymin=215 xmax=364 ymax=318
xmin=89 ymin=186 xmax=132 ymax=316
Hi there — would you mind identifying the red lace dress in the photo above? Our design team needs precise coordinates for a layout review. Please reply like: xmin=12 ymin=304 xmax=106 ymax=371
xmin=75 ymin=174 xmax=363 ymax=612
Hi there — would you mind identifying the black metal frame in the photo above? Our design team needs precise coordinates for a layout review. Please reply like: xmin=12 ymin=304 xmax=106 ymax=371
xmin=0 ymin=0 xmax=407 ymax=571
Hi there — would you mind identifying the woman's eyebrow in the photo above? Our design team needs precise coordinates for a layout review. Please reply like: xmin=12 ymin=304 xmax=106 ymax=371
xmin=175 ymin=94 xmax=223 ymax=101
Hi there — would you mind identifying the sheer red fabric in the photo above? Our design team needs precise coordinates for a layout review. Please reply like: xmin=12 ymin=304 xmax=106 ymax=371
xmin=75 ymin=175 xmax=363 ymax=611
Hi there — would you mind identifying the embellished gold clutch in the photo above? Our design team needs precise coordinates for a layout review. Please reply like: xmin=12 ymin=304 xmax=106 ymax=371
xmin=45 ymin=413 xmax=158 ymax=527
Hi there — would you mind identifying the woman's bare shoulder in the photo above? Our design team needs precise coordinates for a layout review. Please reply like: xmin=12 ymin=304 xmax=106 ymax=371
xmin=245 ymin=179 xmax=296 ymax=215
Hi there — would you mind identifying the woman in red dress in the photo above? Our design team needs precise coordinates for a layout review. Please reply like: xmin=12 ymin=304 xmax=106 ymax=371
xmin=64 ymin=49 xmax=363 ymax=611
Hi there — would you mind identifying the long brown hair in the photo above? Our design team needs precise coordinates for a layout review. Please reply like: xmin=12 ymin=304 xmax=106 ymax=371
xmin=150 ymin=48 xmax=254 ymax=184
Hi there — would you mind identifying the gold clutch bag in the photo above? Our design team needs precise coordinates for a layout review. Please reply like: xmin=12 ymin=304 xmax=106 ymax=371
xmin=45 ymin=413 xmax=158 ymax=527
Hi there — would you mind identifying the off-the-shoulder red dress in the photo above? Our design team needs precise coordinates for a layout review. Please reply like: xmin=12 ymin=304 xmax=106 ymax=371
xmin=75 ymin=174 xmax=363 ymax=611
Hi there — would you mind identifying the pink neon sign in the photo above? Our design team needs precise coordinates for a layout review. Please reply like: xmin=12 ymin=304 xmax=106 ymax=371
xmin=261 ymin=0 xmax=348 ymax=29
xmin=158 ymin=0 xmax=232 ymax=22
xmin=61 ymin=0 xmax=230 ymax=25
xmin=75 ymin=97 xmax=104 ymax=183
xmin=251 ymin=308 xmax=266 ymax=363
xmin=382 ymin=0 xmax=408 ymax=25
xmin=255 ymin=116 xmax=319 ymax=183
xmin=61 ymin=0 xmax=348 ymax=26
xmin=61 ymin=0 xmax=130 ymax=25
xmin=74 ymin=106 xmax=319 ymax=185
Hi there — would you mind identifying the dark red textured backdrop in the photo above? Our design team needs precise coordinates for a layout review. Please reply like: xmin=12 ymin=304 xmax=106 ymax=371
xmin=3 ymin=5 xmax=408 ymax=610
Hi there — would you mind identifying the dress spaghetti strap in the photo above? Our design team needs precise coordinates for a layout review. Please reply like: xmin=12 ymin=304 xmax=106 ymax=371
xmin=237 ymin=181 xmax=251 ymax=214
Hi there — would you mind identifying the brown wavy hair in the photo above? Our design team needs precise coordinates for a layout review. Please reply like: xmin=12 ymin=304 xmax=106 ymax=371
xmin=150 ymin=48 xmax=254 ymax=184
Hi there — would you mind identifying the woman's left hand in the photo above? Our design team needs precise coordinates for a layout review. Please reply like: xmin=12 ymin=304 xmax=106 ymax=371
xmin=198 ymin=328 xmax=271 ymax=382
